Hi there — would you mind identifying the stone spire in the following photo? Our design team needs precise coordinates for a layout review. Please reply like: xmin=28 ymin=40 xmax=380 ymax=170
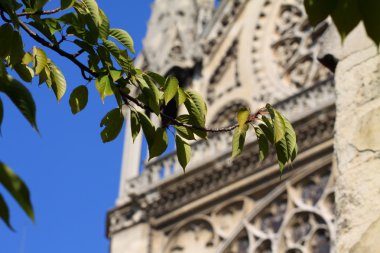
xmin=140 ymin=0 xmax=214 ymax=74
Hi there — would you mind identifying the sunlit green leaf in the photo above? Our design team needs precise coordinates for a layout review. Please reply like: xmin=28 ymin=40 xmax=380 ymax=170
xmin=48 ymin=62 xmax=66 ymax=102
xmin=184 ymin=89 xmax=207 ymax=127
xmin=82 ymin=0 xmax=101 ymax=26
xmin=22 ymin=52 xmax=33 ymax=65
xmin=100 ymin=108 xmax=124 ymax=143
xmin=0 ymin=162 xmax=34 ymax=221
xmin=109 ymin=28 xmax=135 ymax=54
xmin=175 ymin=87 xmax=187 ymax=106
xmin=95 ymin=75 xmax=113 ymax=103
xmin=99 ymin=9 xmax=110 ymax=40
xmin=237 ymin=108 xmax=250 ymax=130
xmin=164 ymin=76 xmax=179 ymax=105
xmin=69 ymin=85 xmax=88 ymax=114
xmin=231 ymin=124 xmax=248 ymax=158
xmin=266 ymin=104 xmax=285 ymax=143
xmin=175 ymin=135 xmax=191 ymax=171
xmin=33 ymin=47 xmax=48 ymax=75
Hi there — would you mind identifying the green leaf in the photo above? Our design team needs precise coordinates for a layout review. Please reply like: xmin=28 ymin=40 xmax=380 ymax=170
xmin=61 ymin=0 xmax=76 ymax=9
xmin=22 ymin=52 xmax=33 ymax=65
xmin=331 ymin=0 xmax=361 ymax=41
xmin=0 ymin=24 xmax=14 ymax=58
xmin=14 ymin=64 xmax=34 ymax=83
xmin=0 ymin=162 xmax=34 ymax=221
xmin=95 ymin=75 xmax=113 ymax=103
xmin=175 ymin=135 xmax=191 ymax=171
xmin=359 ymin=0 xmax=380 ymax=46
xmin=103 ymin=39 xmax=120 ymax=59
xmin=137 ymin=74 xmax=161 ymax=115
xmin=266 ymin=106 xmax=297 ymax=173
xmin=109 ymin=28 xmax=135 ymax=54
xmin=33 ymin=0 xmax=49 ymax=10
xmin=260 ymin=117 xmax=275 ymax=144
xmin=147 ymin=71 xmax=165 ymax=87
xmin=266 ymin=104 xmax=285 ymax=143
xmin=175 ymin=124 xmax=195 ymax=140
xmin=130 ymin=110 xmax=140 ymax=142
xmin=48 ymin=62 xmax=67 ymax=102
xmin=10 ymin=30 xmax=24 ymax=65
xmin=148 ymin=127 xmax=168 ymax=160
xmin=0 ymin=193 xmax=13 ymax=230
xmin=231 ymin=124 xmax=248 ymax=158
xmin=32 ymin=47 xmax=48 ymax=75
xmin=175 ymin=87 xmax=187 ymax=106
xmin=82 ymin=0 xmax=101 ymax=26
xmin=69 ymin=85 xmax=88 ymax=114
xmin=254 ymin=126 xmax=269 ymax=161
xmin=137 ymin=111 xmax=155 ymax=146
xmin=164 ymin=76 xmax=179 ymax=105
xmin=304 ymin=0 xmax=337 ymax=26
xmin=109 ymin=70 xmax=122 ymax=82
xmin=176 ymin=114 xmax=207 ymax=139
xmin=0 ymin=75 xmax=38 ymax=130
xmin=237 ymin=108 xmax=250 ymax=130
xmin=100 ymin=108 xmax=124 ymax=143
xmin=184 ymin=89 xmax=207 ymax=127
xmin=99 ymin=9 xmax=110 ymax=40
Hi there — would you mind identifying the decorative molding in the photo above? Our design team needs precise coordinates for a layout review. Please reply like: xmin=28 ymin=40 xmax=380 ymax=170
xmin=250 ymin=0 xmax=332 ymax=104
xmin=107 ymin=79 xmax=336 ymax=236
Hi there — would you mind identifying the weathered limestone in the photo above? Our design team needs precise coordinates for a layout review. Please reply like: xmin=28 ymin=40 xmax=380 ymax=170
xmin=333 ymin=24 xmax=380 ymax=253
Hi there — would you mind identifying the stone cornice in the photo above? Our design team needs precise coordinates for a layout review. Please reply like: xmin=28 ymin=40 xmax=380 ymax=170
xmin=107 ymin=80 xmax=336 ymax=237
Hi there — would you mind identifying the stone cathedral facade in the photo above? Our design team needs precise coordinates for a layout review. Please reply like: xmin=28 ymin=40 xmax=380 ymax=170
xmin=107 ymin=0 xmax=338 ymax=252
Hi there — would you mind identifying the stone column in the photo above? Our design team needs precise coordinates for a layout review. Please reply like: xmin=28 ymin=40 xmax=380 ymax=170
xmin=116 ymin=106 xmax=143 ymax=205
xmin=333 ymin=24 xmax=380 ymax=252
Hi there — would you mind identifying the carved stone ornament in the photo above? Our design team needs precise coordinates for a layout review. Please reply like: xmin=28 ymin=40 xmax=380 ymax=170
xmin=162 ymin=165 xmax=335 ymax=253
xmin=250 ymin=0 xmax=332 ymax=103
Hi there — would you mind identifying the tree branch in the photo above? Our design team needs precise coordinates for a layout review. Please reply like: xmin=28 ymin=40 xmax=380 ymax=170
xmin=4 ymin=9 xmax=263 ymax=134
xmin=17 ymin=7 xmax=61 ymax=17
xmin=16 ymin=18 xmax=98 ymax=80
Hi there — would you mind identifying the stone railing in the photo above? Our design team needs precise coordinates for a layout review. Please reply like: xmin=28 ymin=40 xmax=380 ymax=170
xmin=122 ymin=78 xmax=335 ymax=197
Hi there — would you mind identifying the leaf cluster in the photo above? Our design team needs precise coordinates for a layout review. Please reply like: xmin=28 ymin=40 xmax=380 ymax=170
xmin=304 ymin=0 xmax=380 ymax=46
xmin=0 ymin=0 xmax=299 ymax=231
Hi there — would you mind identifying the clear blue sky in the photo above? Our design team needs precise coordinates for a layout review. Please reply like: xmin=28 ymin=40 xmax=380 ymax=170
xmin=0 ymin=1 xmax=153 ymax=252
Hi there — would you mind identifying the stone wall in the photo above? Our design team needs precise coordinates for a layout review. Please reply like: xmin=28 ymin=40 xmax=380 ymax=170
xmin=333 ymin=24 xmax=380 ymax=253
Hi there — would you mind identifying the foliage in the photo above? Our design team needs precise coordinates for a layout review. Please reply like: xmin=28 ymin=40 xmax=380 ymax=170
xmin=304 ymin=0 xmax=380 ymax=46
xmin=0 ymin=0 xmax=298 ymax=230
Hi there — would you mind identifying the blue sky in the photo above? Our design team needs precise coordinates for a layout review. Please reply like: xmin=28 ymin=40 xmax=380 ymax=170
xmin=0 ymin=1 xmax=153 ymax=252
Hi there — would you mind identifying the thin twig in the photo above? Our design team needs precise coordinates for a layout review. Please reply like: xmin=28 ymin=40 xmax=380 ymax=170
xmin=17 ymin=7 xmax=61 ymax=17
xmin=2 ymin=8 xmax=261 ymax=134
xmin=16 ymin=18 xmax=98 ymax=80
